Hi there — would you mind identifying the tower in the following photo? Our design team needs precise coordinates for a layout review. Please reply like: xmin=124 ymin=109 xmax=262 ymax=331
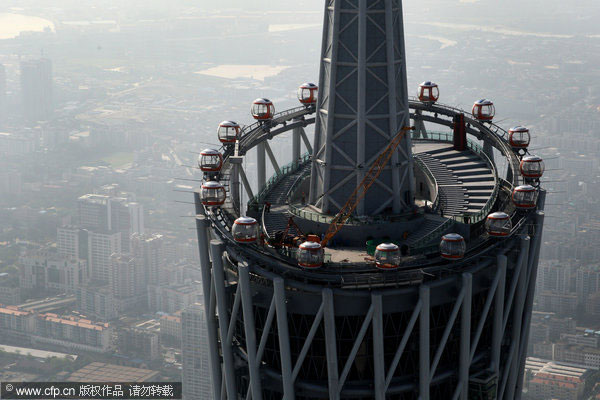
xmin=310 ymin=0 xmax=414 ymax=215
xmin=193 ymin=1 xmax=545 ymax=399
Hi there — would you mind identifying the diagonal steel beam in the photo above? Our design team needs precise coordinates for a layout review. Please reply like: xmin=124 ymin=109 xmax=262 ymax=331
xmin=469 ymin=268 xmax=502 ymax=362
xmin=256 ymin=297 xmax=276 ymax=368
xmin=385 ymin=299 xmax=422 ymax=390
xmin=323 ymin=288 xmax=340 ymax=400
xmin=264 ymin=141 xmax=281 ymax=175
xmin=429 ymin=289 xmax=465 ymax=380
xmin=338 ymin=303 xmax=374 ymax=391
xmin=299 ymin=127 xmax=313 ymax=155
xmin=292 ymin=303 xmax=325 ymax=381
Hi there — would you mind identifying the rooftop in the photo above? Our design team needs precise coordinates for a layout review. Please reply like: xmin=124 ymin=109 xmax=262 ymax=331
xmin=526 ymin=357 xmax=589 ymax=381
xmin=39 ymin=313 xmax=109 ymax=331
xmin=67 ymin=362 xmax=158 ymax=382
xmin=0 ymin=344 xmax=77 ymax=360
xmin=0 ymin=305 xmax=32 ymax=317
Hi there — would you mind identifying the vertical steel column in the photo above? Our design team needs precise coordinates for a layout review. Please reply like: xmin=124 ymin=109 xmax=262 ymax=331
xmin=292 ymin=126 xmax=301 ymax=164
xmin=384 ymin=0 xmax=402 ymax=213
xmin=492 ymin=255 xmax=507 ymax=375
xmin=257 ymin=142 xmax=266 ymax=191
xmin=239 ymin=262 xmax=263 ymax=400
xmin=483 ymin=141 xmax=495 ymax=165
xmin=419 ymin=285 xmax=430 ymax=400
xmin=231 ymin=163 xmax=241 ymax=215
xmin=397 ymin=0 xmax=416 ymax=200
xmin=413 ymin=110 xmax=428 ymax=139
xmin=459 ymin=273 xmax=472 ymax=400
xmin=231 ymin=155 xmax=254 ymax=204
xmin=355 ymin=0 xmax=367 ymax=216
xmin=274 ymin=278 xmax=295 ymax=400
xmin=505 ymin=236 xmax=530 ymax=400
xmin=309 ymin=0 xmax=339 ymax=208
xmin=323 ymin=288 xmax=340 ymax=400
xmin=372 ymin=294 xmax=386 ymax=400
xmin=194 ymin=211 xmax=222 ymax=400
xmin=515 ymin=211 xmax=545 ymax=396
xmin=210 ymin=240 xmax=237 ymax=398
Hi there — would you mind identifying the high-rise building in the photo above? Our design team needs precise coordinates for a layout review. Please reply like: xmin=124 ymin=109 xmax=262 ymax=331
xmin=19 ymin=249 xmax=86 ymax=293
xmin=131 ymin=233 xmax=164 ymax=286
xmin=181 ymin=303 xmax=212 ymax=400
xmin=194 ymin=1 xmax=545 ymax=399
xmin=57 ymin=226 xmax=86 ymax=259
xmin=118 ymin=328 xmax=159 ymax=361
xmin=20 ymin=58 xmax=53 ymax=122
xmin=78 ymin=195 xmax=111 ymax=231
xmin=78 ymin=194 xmax=144 ymax=253
xmin=111 ymin=199 xmax=144 ymax=252
xmin=159 ymin=314 xmax=181 ymax=345
xmin=576 ymin=265 xmax=600 ymax=302
xmin=76 ymin=283 xmax=117 ymax=321
xmin=147 ymin=283 xmax=200 ymax=314
xmin=109 ymin=254 xmax=144 ymax=299
xmin=87 ymin=230 xmax=121 ymax=283
xmin=536 ymin=261 xmax=571 ymax=294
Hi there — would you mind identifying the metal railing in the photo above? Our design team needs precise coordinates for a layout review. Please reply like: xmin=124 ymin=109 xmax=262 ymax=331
xmin=410 ymin=218 xmax=454 ymax=252
xmin=238 ymin=106 xmax=311 ymax=145
xmin=413 ymin=156 xmax=440 ymax=211
xmin=413 ymin=131 xmax=500 ymax=224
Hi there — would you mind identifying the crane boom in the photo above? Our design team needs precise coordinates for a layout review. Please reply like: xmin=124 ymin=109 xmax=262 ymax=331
xmin=320 ymin=126 xmax=413 ymax=247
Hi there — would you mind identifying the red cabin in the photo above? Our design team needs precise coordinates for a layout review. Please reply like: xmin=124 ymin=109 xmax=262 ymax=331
xmin=417 ymin=81 xmax=439 ymax=104
xmin=198 ymin=149 xmax=223 ymax=172
xmin=297 ymin=83 xmax=318 ymax=105
xmin=297 ymin=241 xmax=324 ymax=269
xmin=472 ymin=99 xmax=495 ymax=122
xmin=485 ymin=212 xmax=512 ymax=237
xmin=440 ymin=233 xmax=466 ymax=260
xmin=520 ymin=155 xmax=545 ymax=179
xmin=217 ymin=121 xmax=240 ymax=144
xmin=508 ymin=126 xmax=531 ymax=149
xmin=201 ymin=181 xmax=226 ymax=206
xmin=374 ymin=243 xmax=401 ymax=270
xmin=512 ymin=185 xmax=538 ymax=209
xmin=251 ymin=98 xmax=275 ymax=121
xmin=232 ymin=217 xmax=259 ymax=244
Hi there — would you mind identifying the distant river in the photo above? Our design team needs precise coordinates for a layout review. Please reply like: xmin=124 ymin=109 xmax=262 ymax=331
xmin=0 ymin=13 xmax=55 ymax=40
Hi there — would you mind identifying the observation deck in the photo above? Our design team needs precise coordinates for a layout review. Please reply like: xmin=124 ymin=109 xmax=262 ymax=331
xmin=197 ymin=99 xmax=538 ymax=289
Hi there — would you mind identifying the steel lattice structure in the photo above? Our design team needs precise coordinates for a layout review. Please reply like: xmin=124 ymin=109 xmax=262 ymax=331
xmin=192 ymin=1 xmax=545 ymax=399
xmin=309 ymin=0 xmax=415 ymax=215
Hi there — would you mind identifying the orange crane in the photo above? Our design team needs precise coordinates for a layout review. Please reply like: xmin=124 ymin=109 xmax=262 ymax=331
xmin=272 ymin=217 xmax=306 ymax=248
xmin=320 ymin=126 xmax=414 ymax=247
